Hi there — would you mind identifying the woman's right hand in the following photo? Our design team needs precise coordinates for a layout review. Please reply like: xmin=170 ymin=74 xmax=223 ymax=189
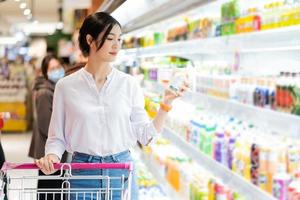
xmin=35 ymin=154 xmax=60 ymax=175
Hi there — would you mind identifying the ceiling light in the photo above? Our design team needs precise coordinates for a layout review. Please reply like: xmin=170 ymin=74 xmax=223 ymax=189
xmin=18 ymin=22 xmax=57 ymax=35
xmin=20 ymin=2 xmax=26 ymax=9
xmin=15 ymin=0 xmax=20 ymax=2
xmin=23 ymin=9 xmax=31 ymax=15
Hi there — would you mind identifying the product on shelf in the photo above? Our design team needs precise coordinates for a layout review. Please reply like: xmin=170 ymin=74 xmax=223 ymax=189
xmin=144 ymin=97 xmax=300 ymax=200
xmin=235 ymin=8 xmax=261 ymax=33
xmin=137 ymin=57 xmax=300 ymax=118
xmin=141 ymin=137 xmax=245 ymax=200
xmin=221 ymin=0 xmax=240 ymax=23
xmin=139 ymin=57 xmax=190 ymax=86
xmin=194 ymin=68 xmax=300 ymax=116
xmin=122 ymin=0 xmax=300 ymax=49
xmin=131 ymin=151 xmax=170 ymax=200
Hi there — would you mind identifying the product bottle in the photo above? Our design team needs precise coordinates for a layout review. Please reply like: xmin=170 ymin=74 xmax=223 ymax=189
xmin=276 ymin=72 xmax=285 ymax=111
xmin=268 ymin=80 xmax=276 ymax=110
xmin=228 ymin=136 xmax=236 ymax=170
xmin=273 ymin=164 xmax=292 ymax=200
xmin=214 ymin=130 xmax=228 ymax=167
xmin=169 ymin=72 xmax=187 ymax=95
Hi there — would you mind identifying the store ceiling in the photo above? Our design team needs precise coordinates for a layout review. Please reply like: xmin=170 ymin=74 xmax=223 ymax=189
xmin=0 ymin=0 xmax=125 ymax=37
xmin=0 ymin=0 xmax=60 ymax=35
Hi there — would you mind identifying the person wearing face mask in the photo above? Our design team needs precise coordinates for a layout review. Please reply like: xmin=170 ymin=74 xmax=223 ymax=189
xmin=28 ymin=54 xmax=66 ymax=200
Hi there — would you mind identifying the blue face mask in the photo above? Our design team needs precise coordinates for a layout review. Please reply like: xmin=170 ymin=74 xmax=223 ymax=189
xmin=48 ymin=68 xmax=65 ymax=83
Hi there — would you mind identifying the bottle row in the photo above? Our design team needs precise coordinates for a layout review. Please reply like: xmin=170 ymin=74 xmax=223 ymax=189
xmin=144 ymin=94 xmax=300 ymax=200
xmin=142 ymin=138 xmax=245 ymax=200
xmin=122 ymin=0 xmax=300 ymax=48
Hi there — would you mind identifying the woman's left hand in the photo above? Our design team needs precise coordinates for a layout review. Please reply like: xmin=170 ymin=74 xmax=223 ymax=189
xmin=163 ymin=81 xmax=189 ymax=105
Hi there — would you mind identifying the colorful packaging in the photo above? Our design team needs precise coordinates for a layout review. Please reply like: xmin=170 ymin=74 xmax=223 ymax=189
xmin=251 ymin=143 xmax=260 ymax=185
xmin=273 ymin=172 xmax=292 ymax=200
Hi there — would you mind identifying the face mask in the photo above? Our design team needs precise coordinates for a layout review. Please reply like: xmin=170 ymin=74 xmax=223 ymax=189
xmin=48 ymin=68 xmax=65 ymax=83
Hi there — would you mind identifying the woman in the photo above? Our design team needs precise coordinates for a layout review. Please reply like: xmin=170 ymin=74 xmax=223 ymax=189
xmin=36 ymin=12 xmax=187 ymax=200
xmin=28 ymin=54 xmax=65 ymax=200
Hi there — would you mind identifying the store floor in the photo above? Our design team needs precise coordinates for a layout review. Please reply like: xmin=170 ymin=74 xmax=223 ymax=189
xmin=1 ymin=131 xmax=37 ymax=200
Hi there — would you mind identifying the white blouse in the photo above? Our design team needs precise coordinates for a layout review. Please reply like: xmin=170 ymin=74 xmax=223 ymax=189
xmin=45 ymin=67 xmax=158 ymax=159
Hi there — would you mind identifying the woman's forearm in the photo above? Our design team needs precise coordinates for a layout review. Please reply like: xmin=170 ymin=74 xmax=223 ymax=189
xmin=152 ymin=103 xmax=171 ymax=133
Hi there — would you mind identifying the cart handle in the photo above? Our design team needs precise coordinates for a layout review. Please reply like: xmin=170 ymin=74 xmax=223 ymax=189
xmin=1 ymin=162 xmax=133 ymax=172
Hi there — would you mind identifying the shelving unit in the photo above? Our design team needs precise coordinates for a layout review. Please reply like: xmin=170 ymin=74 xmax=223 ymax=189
xmin=143 ymin=80 xmax=300 ymax=140
xmin=114 ymin=1 xmax=300 ymax=199
xmin=112 ymin=0 xmax=215 ymax=33
xmin=162 ymin=127 xmax=276 ymax=200
xmin=120 ymin=25 xmax=300 ymax=59
xmin=182 ymin=91 xmax=300 ymax=139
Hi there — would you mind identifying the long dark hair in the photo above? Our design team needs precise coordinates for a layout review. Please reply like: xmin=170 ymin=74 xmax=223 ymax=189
xmin=78 ymin=12 xmax=121 ymax=57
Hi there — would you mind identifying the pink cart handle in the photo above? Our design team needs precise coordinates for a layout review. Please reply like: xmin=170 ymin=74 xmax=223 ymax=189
xmin=1 ymin=162 xmax=133 ymax=172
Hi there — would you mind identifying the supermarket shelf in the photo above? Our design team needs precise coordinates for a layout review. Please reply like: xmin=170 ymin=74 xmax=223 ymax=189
xmin=143 ymin=80 xmax=300 ymax=139
xmin=182 ymin=91 xmax=300 ymax=140
xmin=113 ymin=0 xmax=214 ymax=33
xmin=120 ymin=25 xmax=300 ymax=58
xmin=162 ymin=127 xmax=276 ymax=200
xmin=136 ymin=147 xmax=182 ymax=200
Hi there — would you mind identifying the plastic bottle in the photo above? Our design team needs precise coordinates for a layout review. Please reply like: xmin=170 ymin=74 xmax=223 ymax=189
xmin=251 ymin=142 xmax=260 ymax=186
xmin=228 ymin=136 xmax=236 ymax=170
xmin=190 ymin=117 xmax=204 ymax=148
xmin=169 ymin=72 xmax=187 ymax=95
xmin=214 ymin=130 xmax=228 ymax=167
xmin=282 ymin=72 xmax=290 ymax=113
xmin=285 ymin=72 xmax=293 ymax=113
xmin=215 ymin=182 xmax=227 ymax=200
xmin=287 ymin=145 xmax=300 ymax=175
xmin=267 ymin=80 xmax=276 ymax=110
xmin=208 ymin=178 xmax=216 ymax=200
xmin=204 ymin=124 xmax=216 ymax=157
xmin=276 ymin=72 xmax=285 ymax=111
xmin=273 ymin=164 xmax=292 ymax=200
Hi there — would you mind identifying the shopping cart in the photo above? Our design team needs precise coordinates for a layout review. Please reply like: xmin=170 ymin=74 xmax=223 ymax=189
xmin=0 ymin=162 xmax=133 ymax=200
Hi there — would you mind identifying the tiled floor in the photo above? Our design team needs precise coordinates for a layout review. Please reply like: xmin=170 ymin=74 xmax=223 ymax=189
xmin=1 ymin=131 xmax=38 ymax=200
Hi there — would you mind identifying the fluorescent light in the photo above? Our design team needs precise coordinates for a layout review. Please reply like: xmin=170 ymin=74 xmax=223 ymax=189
xmin=20 ymin=3 xmax=27 ymax=9
xmin=15 ymin=0 xmax=20 ymax=2
xmin=23 ymin=9 xmax=31 ymax=16
xmin=18 ymin=22 xmax=57 ymax=35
